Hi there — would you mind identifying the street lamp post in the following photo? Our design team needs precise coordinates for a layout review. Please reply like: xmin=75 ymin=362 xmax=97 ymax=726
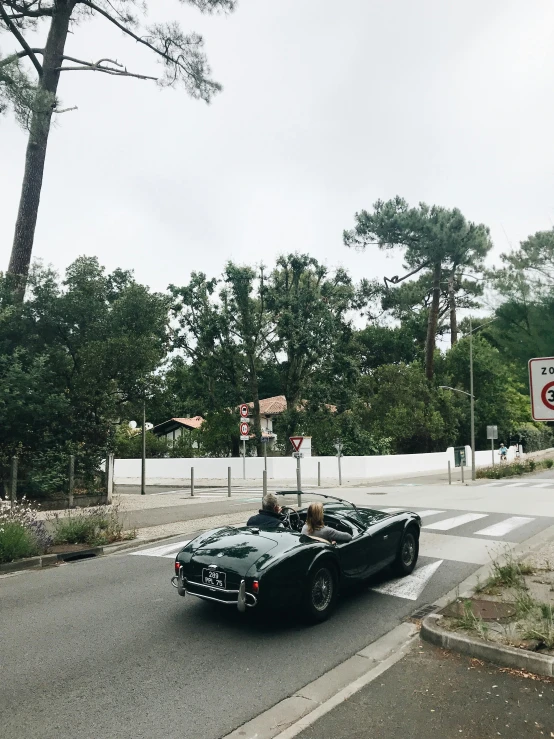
xmin=439 ymin=385 xmax=474 ymax=480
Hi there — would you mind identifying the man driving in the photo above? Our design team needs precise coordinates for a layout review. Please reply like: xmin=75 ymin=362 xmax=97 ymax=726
xmin=247 ymin=493 xmax=286 ymax=530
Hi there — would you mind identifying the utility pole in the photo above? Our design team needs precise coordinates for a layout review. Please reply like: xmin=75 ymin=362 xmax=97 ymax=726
xmin=469 ymin=317 xmax=475 ymax=481
xmin=141 ymin=400 xmax=146 ymax=495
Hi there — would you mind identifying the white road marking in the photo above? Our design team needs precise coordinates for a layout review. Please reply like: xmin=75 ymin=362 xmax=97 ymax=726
xmin=130 ymin=540 xmax=190 ymax=558
xmin=480 ymin=482 xmax=505 ymax=487
xmin=529 ymin=482 xmax=554 ymax=488
xmin=473 ymin=516 xmax=534 ymax=537
xmin=420 ymin=533 xmax=508 ymax=564
xmin=423 ymin=512 xmax=488 ymax=531
xmin=416 ymin=510 xmax=445 ymax=518
xmin=371 ymin=560 xmax=443 ymax=601
xmin=501 ymin=482 xmax=531 ymax=487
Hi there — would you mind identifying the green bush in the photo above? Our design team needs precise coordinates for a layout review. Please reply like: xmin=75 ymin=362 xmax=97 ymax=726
xmin=0 ymin=520 xmax=41 ymax=563
xmin=477 ymin=458 xmax=551 ymax=479
xmin=51 ymin=507 xmax=132 ymax=547
xmin=545 ymin=458 xmax=554 ymax=469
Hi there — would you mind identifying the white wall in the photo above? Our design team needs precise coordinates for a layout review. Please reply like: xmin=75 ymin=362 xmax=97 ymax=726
xmin=114 ymin=448 xmax=458 ymax=485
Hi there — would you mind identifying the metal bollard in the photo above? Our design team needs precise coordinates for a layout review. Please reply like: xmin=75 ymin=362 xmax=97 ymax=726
xmin=448 ymin=460 xmax=451 ymax=485
xmin=296 ymin=462 xmax=302 ymax=508
xmin=68 ymin=454 xmax=75 ymax=508
xmin=10 ymin=455 xmax=18 ymax=509
xmin=191 ymin=467 xmax=194 ymax=497
xmin=318 ymin=461 xmax=321 ymax=487
xmin=461 ymin=461 xmax=465 ymax=484
xmin=228 ymin=466 xmax=231 ymax=497
xmin=263 ymin=469 xmax=267 ymax=499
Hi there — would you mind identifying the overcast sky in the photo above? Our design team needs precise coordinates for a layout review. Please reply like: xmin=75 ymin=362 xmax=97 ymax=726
xmin=2 ymin=0 xmax=554 ymax=298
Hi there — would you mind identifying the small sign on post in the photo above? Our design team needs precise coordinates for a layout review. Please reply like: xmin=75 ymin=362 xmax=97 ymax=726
xmin=290 ymin=437 xmax=304 ymax=506
xmin=487 ymin=425 xmax=498 ymax=466
xmin=239 ymin=403 xmax=249 ymax=418
xmin=334 ymin=439 xmax=343 ymax=486
xmin=239 ymin=421 xmax=250 ymax=440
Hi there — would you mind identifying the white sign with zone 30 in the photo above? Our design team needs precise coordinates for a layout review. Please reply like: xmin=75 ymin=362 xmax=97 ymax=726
xmin=529 ymin=356 xmax=554 ymax=421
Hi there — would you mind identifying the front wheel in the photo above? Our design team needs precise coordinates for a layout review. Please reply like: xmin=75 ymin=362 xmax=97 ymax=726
xmin=391 ymin=529 xmax=418 ymax=577
xmin=303 ymin=564 xmax=337 ymax=623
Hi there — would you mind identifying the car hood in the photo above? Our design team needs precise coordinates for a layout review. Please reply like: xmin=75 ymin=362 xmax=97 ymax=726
xmin=189 ymin=527 xmax=280 ymax=573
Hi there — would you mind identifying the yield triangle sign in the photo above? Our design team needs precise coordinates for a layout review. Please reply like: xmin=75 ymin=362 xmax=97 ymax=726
xmin=289 ymin=436 xmax=304 ymax=452
xmin=371 ymin=560 xmax=443 ymax=601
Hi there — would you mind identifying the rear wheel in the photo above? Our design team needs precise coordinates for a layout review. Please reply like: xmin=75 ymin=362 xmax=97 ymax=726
xmin=303 ymin=564 xmax=337 ymax=623
xmin=391 ymin=528 xmax=418 ymax=577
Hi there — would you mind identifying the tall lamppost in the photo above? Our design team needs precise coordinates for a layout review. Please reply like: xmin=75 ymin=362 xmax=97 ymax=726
xmin=441 ymin=315 xmax=497 ymax=481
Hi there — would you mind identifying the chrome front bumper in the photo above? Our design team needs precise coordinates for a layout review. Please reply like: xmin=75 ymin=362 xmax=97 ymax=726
xmin=171 ymin=573 xmax=257 ymax=611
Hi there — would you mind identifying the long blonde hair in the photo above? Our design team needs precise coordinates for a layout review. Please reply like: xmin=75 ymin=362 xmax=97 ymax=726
xmin=305 ymin=502 xmax=325 ymax=534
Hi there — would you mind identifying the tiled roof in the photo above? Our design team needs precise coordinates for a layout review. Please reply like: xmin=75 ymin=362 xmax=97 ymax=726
xmin=247 ymin=395 xmax=288 ymax=415
xmin=173 ymin=416 xmax=205 ymax=429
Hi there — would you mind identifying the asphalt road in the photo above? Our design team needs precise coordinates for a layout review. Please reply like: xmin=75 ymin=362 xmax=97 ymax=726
xmin=3 ymin=471 xmax=554 ymax=739
xmin=1 ymin=543 xmax=473 ymax=739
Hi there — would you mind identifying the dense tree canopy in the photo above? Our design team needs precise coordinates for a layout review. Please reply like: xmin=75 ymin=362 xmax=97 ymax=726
xmin=2 ymin=213 xmax=552 ymax=493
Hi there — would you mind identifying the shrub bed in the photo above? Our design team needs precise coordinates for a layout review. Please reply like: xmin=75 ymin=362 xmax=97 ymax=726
xmin=476 ymin=457 xmax=554 ymax=479
xmin=51 ymin=507 xmax=135 ymax=547
xmin=0 ymin=498 xmax=52 ymax=564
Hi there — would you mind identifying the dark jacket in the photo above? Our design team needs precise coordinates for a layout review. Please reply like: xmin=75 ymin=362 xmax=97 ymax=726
xmin=246 ymin=509 xmax=284 ymax=530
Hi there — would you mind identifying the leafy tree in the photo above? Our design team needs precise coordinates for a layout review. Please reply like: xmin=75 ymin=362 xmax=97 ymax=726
xmin=344 ymin=197 xmax=492 ymax=379
xmin=355 ymin=324 xmax=422 ymax=372
xmin=265 ymin=254 xmax=359 ymax=446
xmin=0 ymin=0 xmax=238 ymax=294
xmin=491 ymin=228 xmax=554 ymax=297
xmin=0 ymin=258 xmax=170 ymax=495
xmin=438 ymin=335 xmax=534 ymax=450
xmin=114 ymin=426 xmax=169 ymax=459
xmin=220 ymin=263 xmax=272 ymax=454
xmin=358 ymin=363 xmax=461 ymax=453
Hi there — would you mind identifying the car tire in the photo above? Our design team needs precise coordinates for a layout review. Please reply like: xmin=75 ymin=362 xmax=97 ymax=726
xmin=303 ymin=563 xmax=338 ymax=623
xmin=391 ymin=527 xmax=419 ymax=577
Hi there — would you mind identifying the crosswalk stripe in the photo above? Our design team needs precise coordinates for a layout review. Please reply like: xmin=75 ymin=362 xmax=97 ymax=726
xmin=529 ymin=482 xmax=554 ymax=488
xmin=481 ymin=482 xmax=504 ymax=487
xmin=501 ymin=482 xmax=531 ymax=487
xmin=130 ymin=539 xmax=190 ymax=557
xmin=474 ymin=517 xmax=534 ymax=537
xmin=423 ymin=513 xmax=488 ymax=531
xmin=416 ymin=510 xmax=445 ymax=518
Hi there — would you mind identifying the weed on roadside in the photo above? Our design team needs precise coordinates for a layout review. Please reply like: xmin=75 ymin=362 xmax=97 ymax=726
xmin=50 ymin=504 xmax=135 ymax=547
xmin=0 ymin=496 xmax=52 ymax=563
xmin=451 ymin=599 xmax=490 ymax=640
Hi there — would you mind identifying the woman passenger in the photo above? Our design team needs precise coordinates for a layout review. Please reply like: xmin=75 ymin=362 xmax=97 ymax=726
xmin=301 ymin=502 xmax=352 ymax=543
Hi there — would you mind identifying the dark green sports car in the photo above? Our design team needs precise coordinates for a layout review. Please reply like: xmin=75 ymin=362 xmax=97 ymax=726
xmin=171 ymin=492 xmax=421 ymax=622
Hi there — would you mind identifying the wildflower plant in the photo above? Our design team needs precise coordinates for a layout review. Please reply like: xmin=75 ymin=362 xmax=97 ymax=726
xmin=0 ymin=495 xmax=52 ymax=563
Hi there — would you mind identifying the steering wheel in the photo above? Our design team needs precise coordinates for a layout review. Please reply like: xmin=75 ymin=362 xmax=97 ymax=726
xmin=281 ymin=506 xmax=301 ymax=531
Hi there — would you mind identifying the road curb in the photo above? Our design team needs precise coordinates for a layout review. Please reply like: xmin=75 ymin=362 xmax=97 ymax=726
xmin=222 ymin=622 xmax=418 ymax=739
xmin=0 ymin=547 xmax=103 ymax=574
xmin=421 ymin=613 xmax=554 ymax=677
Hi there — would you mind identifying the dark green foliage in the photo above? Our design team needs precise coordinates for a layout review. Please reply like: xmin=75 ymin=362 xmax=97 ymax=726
xmin=0 ymin=521 xmax=40 ymax=564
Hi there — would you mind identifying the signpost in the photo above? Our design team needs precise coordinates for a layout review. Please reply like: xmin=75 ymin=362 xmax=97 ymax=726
xmin=486 ymin=425 xmax=498 ymax=466
xmin=239 ymin=404 xmax=250 ymax=479
xmin=333 ymin=439 xmax=343 ymax=486
xmin=529 ymin=357 xmax=554 ymax=421
xmin=290 ymin=437 xmax=304 ymax=506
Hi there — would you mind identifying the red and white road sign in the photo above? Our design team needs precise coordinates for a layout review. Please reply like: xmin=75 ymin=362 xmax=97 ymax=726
xmin=289 ymin=436 xmax=304 ymax=453
xmin=529 ymin=357 xmax=554 ymax=421
xmin=239 ymin=403 xmax=249 ymax=418
xmin=240 ymin=422 xmax=250 ymax=436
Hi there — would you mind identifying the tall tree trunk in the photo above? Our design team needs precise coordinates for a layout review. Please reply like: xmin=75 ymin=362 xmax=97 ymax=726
xmin=7 ymin=1 xmax=73 ymax=297
xmin=448 ymin=273 xmax=458 ymax=347
xmin=425 ymin=262 xmax=442 ymax=380
xmin=248 ymin=356 xmax=262 ymax=456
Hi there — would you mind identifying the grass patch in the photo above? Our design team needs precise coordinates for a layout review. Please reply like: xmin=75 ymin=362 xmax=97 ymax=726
xmin=451 ymin=599 xmax=489 ymax=640
xmin=51 ymin=507 xmax=135 ymax=547
xmin=522 ymin=603 xmax=554 ymax=649
xmin=0 ymin=520 xmax=41 ymax=563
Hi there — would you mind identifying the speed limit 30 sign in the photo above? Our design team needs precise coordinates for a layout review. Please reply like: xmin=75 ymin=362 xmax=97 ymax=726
xmin=529 ymin=357 xmax=554 ymax=421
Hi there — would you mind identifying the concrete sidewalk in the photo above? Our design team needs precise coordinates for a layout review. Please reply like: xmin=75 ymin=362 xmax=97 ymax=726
xmin=291 ymin=640 xmax=554 ymax=739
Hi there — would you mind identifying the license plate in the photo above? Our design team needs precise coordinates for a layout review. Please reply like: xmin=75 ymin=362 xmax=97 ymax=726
xmin=202 ymin=568 xmax=226 ymax=589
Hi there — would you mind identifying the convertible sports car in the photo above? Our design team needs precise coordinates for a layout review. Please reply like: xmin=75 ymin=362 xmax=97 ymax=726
xmin=171 ymin=492 xmax=421 ymax=622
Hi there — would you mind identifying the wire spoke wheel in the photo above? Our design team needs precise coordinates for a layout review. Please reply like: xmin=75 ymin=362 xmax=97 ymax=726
xmin=311 ymin=567 xmax=333 ymax=612
xmin=401 ymin=533 xmax=416 ymax=567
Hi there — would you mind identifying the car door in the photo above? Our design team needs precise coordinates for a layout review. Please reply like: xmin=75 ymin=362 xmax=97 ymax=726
xmin=330 ymin=517 xmax=372 ymax=580
xmin=367 ymin=516 xmax=404 ymax=573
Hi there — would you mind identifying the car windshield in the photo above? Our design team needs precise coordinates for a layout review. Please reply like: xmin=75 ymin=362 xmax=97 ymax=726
xmin=275 ymin=491 xmax=363 ymax=522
